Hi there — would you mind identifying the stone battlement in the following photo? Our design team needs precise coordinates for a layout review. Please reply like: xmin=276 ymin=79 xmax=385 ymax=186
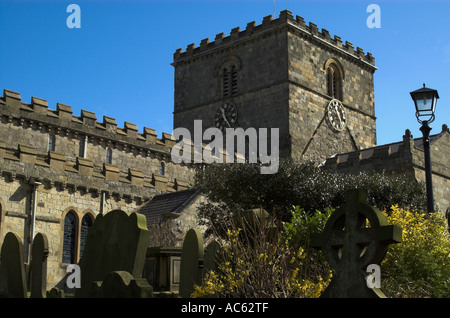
xmin=173 ymin=10 xmax=375 ymax=67
xmin=0 ymin=89 xmax=177 ymax=153
xmin=0 ymin=141 xmax=190 ymax=203
xmin=324 ymin=127 xmax=450 ymax=178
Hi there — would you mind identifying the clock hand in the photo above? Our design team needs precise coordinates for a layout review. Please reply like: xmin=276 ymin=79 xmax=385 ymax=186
xmin=334 ymin=104 xmax=342 ymax=124
xmin=221 ymin=108 xmax=232 ymax=127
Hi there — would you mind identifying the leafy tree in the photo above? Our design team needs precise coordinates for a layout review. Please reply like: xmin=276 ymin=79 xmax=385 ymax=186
xmin=195 ymin=159 xmax=427 ymax=235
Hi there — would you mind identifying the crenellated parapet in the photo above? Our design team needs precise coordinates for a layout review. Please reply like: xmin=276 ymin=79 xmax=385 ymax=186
xmin=173 ymin=10 xmax=375 ymax=69
xmin=0 ymin=142 xmax=191 ymax=204
xmin=0 ymin=88 xmax=196 ymax=202
xmin=0 ymin=89 xmax=176 ymax=153
xmin=324 ymin=127 xmax=450 ymax=179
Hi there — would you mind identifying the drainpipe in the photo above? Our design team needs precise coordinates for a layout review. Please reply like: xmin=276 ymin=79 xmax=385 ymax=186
xmin=100 ymin=191 xmax=106 ymax=214
xmin=28 ymin=178 xmax=42 ymax=264
xmin=83 ymin=135 xmax=88 ymax=158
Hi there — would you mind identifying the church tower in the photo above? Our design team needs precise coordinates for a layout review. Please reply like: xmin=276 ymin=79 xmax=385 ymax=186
xmin=172 ymin=10 xmax=377 ymax=163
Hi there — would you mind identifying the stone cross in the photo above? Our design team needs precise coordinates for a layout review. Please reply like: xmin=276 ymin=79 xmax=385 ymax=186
xmin=311 ymin=189 xmax=402 ymax=298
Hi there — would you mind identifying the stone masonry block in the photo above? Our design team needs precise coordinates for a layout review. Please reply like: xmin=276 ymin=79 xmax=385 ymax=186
xmin=153 ymin=173 xmax=167 ymax=191
xmin=48 ymin=151 xmax=66 ymax=170
xmin=104 ymin=163 xmax=120 ymax=181
xmin=124 ymin=122 xmax=138 ymax=139
xmin=31 ymin=97 xmax=49 ymax=115
xmin=56 ymin=103 xmax=73 ymax=121
xmin=19 ymin=144 xmax=36 ymax=164
xmin=143 ymin=127 xmax=157 ymax=144
xmin=129 ymin=168 xmax=144 ymax=186
xmin=81 ymin=109 xmax=97 ymax=127
xmin=76 ymin=157 xmax=93 ymax=176
xmin=3 ymin=89 xmax=22 ymax=108
xmin=162 ymin=132 xmax=175 ymax=147
xmin=0 ymin=141 xmax=5 ymax=158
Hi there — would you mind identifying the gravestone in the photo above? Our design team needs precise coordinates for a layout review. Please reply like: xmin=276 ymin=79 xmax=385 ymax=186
xmin=90 ymin=271 xmax=153 ymax=298
xmin=179 ymin=229 xmax=204 ymax=298
xmin=74 ymin=209 xmax=150 ymax=297
xmin=235 ymin=208 xmax=278 ymax=245
xmin=203 ymin=240 xmax=221 ymax=276
xmin=0 ymin=232 xmax=27 ymax=298
xmin=311 ymin=189 xmax=402 ymax=298
xmin=30 ymin=233 xmax=49 ymax=298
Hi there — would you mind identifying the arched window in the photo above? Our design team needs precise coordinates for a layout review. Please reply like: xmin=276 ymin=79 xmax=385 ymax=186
xmin=223 ymin=66 xmax=238 ymax=97
xmin=325 ymin=61 xmax=343 ymax=101
xmin=62 ymin=212 xmax=77 ymax=264
xmin=216 ymin=56 xmax=241 ymax=98
xmin=79 ymin=214 xmax=93 ymax=260
xmin=160 ymin=161 xmax=165 ymax=176
xmin=106 ymin=148 xmax=112 ymax=164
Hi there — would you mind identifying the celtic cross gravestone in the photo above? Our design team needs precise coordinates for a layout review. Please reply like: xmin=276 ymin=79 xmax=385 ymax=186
xmin=311 ymin=189 xmax=402 ymax=298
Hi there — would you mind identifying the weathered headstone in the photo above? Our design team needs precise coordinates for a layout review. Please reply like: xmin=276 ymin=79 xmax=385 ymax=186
xmin=30 ymin=233 xmax=49 ymax=298
xmin=311 ymin=189 xmax=402 ymax=298
xmin=74 ymin=209 xmax=150 ymax=297
xmin=90 ymin=271 xmax=153 ymax=298
xmin=0 ymin=232 xmax=27 ymax=298
xmin=203 ymin=240 xmax=221 ymax=276
xmin=47 ymin=287 xmax=65 ymax=298
xmin=179 ymin=229 xmax=204 ymax=298
xmin=235 ymin=208 xmax=278 ymax=245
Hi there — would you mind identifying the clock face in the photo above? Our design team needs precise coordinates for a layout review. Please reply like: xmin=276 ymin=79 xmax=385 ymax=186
xmin=326 ymin=99 xmax=346 ymax=132
xmin=214 ymin=101 xmax=238 ymax=131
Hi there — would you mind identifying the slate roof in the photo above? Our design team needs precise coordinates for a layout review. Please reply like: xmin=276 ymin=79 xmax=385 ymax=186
xmin=136 ymin=189 xmax=199 ymax=228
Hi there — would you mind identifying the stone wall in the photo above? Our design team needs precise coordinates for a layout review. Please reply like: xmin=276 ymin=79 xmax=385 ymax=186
xmin=172 ymin=10 xmax=377 ymax=162
xmin=324 ymin=126 xmax=450 ymax=215
xmin=0 ymin=89 xmax=197 ymax=288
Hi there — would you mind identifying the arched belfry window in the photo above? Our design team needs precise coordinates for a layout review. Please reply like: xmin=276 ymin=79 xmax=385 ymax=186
xmin=325 ymin=60 xmax=344 ymax=101
xmin=223 ymin=66 xmax=238 ymax=97
xmin=62 ymin=211 xmax=77 ymax=264
xmin=215 ymin=55 xmax=242 ymax=98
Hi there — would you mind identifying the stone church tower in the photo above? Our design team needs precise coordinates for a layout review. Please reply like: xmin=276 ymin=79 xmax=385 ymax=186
xmin=172 ymin=10 xmax=377 ymax=163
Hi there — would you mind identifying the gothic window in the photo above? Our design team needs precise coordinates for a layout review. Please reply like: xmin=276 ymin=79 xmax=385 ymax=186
xmin=160 ymin=162 xmax=165 ymax=176
xmin=325 ymin=61 xmax=343 ymax=101
xmin=106 ymin=148 xmax=112 ymax=164
xmin=79 ymin=214 xmax=93 ymax=260
xmin=62 ymin=212 xmax=77 ymax=264
xmin=216 ymin=56 xmax=241 ymax=98
xmin=223 ymin=66 xmax=238 ymax=97
xmin=48 ymin=135 xmax=56 ymax=152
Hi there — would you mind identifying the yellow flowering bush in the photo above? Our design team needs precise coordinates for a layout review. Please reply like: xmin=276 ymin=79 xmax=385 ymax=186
xmin=382 ymin=205 xmax=450 ymax=297
xmin=192 ymin=209 xmax=332 ymax=298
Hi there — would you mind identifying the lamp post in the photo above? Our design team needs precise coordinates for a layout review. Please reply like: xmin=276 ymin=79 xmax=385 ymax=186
xmin=410 ymin=83 xmax=439 ymax=213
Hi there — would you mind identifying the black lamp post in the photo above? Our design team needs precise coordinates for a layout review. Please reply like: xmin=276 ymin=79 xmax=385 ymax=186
xmin=410 ymin=83 xmax=439 ymax=212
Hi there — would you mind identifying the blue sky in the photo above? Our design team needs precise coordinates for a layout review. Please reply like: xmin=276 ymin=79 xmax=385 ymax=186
xmin=0 ymin=0 xmax=449 ymax=147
